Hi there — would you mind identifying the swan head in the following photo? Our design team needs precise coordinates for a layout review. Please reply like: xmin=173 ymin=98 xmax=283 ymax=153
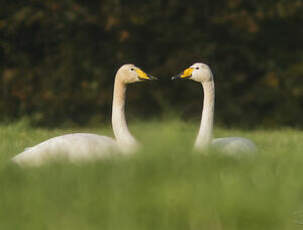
xmin=117 ymin=64 xmax=157 ymax=84
xmin=172 ymin=63 xmax=213 ymax=83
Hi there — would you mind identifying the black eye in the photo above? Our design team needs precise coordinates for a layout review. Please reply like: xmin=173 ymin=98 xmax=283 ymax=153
xmin=196 ymin=67 xmax=199 ymax=70
xmin=131 ymin=68 xmax=134 ymax=71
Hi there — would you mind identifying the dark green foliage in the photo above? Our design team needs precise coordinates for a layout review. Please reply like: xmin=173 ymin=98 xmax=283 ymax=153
xmin=1 ymin=0 xmax=302 ymax=126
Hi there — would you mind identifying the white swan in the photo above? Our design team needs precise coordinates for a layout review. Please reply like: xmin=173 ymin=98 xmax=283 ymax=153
xmin=12 ymin=64 xmax=157 ymax=166
xmin=172 ymin=63 xmax=257 ymax=155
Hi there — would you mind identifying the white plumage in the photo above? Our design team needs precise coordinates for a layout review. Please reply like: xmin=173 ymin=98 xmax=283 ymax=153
xmin=12 ymin=64 xmax=156 ymax=166
xmin=212 ymin=137 xmax=257 ymax=155
xmin=173 ymin=62 xmax=257 ymax=155
xmin=12 ymin=134 xmax=118 ymax=166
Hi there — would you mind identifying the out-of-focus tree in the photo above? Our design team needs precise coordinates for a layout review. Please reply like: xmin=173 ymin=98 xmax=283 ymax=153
xmin=0 ymin=0 xmax=302 ymax=127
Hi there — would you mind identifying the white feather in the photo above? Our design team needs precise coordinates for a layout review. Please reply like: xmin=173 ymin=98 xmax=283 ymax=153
xmin=181 ymin=63 xmax=257 ymax=155
xmin=12 ymin=64 xmax=152 ymax=166
xmin=12 ymin=134 xmax=119 ymax=166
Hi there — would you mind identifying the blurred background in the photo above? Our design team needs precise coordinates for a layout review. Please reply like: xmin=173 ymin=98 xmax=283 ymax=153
xmin=0 ymin=0 xmax=302 ymax=128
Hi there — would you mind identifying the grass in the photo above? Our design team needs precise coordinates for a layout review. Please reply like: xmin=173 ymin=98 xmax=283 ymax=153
xmin=0 ymin=119 xmax=303 ymax=230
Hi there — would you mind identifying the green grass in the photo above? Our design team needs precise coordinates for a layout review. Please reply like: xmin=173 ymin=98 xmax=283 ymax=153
xmin=1 ymin=119 xmax=303 ymax=230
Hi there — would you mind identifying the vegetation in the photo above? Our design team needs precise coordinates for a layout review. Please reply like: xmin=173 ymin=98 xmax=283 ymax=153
xmin=1 ymin=120 xmax=303 ymax=229
xmin=1 ymin=0 xmax=303 ymax=126
xmin=1 ymin=1 xmax=302 ymax=229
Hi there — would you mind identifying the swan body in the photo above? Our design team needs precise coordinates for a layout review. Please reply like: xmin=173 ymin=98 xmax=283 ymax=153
xmin=172 ymin=63 xmax=257 ymax=155
xmin=212 ymin=137 xmax=257 ymax=155
xmin=12 ymin=64 xmax=156 ymax=166
xmin=12 ymin=134 xmax=119 ymax=166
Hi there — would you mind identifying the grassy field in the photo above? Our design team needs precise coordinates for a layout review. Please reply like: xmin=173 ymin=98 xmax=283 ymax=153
xmin=0 ymin=120 xmax=303 ymax=230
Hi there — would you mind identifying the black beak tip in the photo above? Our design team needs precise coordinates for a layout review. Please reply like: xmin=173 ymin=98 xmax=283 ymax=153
xmin=171 ymin=75 xmax=179 ymax=80
xmin=147 ymin=74 xmax=158 ymax=80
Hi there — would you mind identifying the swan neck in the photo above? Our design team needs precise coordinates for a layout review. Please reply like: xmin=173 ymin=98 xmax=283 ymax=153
xmin=194 ymin=80 xmax=215 ymax=151
xmin=112 ymin=76 xmax=138 ymax=152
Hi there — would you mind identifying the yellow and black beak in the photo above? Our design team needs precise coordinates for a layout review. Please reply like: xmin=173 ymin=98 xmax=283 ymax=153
xmin=171 ymin=67 xmax=193 ymax=80
xmin=136 ymin=68 xmax=157 ymax=81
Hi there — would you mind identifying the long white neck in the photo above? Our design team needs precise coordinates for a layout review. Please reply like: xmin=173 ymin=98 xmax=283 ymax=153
xmin=112 ymin=76 xmax=139 ymax=153
xmin=194 ymin=80 xmax=215 ymax=151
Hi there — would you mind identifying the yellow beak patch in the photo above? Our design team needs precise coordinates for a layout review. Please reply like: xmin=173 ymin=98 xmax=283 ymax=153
xmin=135 ymin=68 xmax=150 ymax=80
xmin=181 ymin=68 xmax=194 ymax=78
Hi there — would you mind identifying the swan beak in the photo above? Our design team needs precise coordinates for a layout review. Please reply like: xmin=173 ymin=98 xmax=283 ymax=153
xmin=171 ymin=68 xmax=193 ymax=80
xmin=136 ymin=69 xmax=158 ymax=81
xmin=171 ymin=74 xmax=181 ymax=80
xmin=147 ymin=74 xmax=158 ymax=80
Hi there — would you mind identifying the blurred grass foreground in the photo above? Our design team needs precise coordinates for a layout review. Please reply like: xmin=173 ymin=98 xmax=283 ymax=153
xmin=1 ymin=120 xmax=303 ymax=230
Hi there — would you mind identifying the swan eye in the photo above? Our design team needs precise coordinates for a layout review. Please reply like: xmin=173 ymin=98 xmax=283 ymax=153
xmin=196 ymin=67 xmax=199 ymax=70
xmin=130 ymin=68 xmax=134 ymax=71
